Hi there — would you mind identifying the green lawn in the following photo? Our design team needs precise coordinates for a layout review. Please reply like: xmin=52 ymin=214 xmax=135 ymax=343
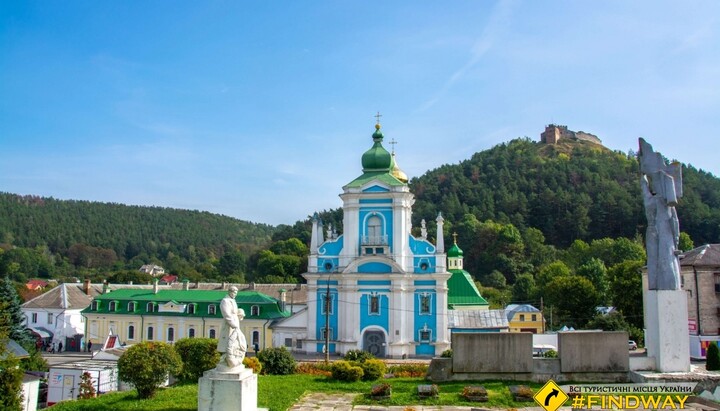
xmin=48 ymin=374 xmax=544 ymax=411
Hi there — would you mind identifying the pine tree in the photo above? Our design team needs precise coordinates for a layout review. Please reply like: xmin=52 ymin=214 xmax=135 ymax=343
xmin=0 ymin=277 xmax=34 ymax=348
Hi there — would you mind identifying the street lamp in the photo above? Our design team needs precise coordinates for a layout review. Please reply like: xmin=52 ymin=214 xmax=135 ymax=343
xmin=324 ymin=277 xmax=330 ymax=363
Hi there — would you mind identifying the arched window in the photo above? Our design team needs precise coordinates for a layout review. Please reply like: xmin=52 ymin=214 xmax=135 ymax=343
xmin=128 ymin=302 xmax=136 ymax=312
xmin=208 ymin=305 xmax=216 ymax=315
xmin=147 ymin=326 xmax=154 ymax=340
xmin=91 ymin=301 xmax=99 ymax=310
xmin=168 ymin=327 xmax=175 ymax=342
xmin=188 ymin=328 xmax=195 ymax=338
xmin=367 ymin=216 xmax=382 ymax=244
xmin=147 ymin=302 xmax=155 ymax=313
xmin=209 ymin=329 xmax=216 ymax=339
xmin=251 ymin=305 xmax=260 ymax=316
xmin=188 ymin=304 xmax=195 ymax=314
xmin=109 ymin=301 xmax=116 ymax=311
xmin=252 ymin=331 xmax=260 ymax=346
xmin=128 ymin=325 xmax=135 ymax=340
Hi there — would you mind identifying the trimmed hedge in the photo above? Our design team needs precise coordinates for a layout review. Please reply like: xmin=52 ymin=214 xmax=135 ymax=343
xmin=330 ymin=360 xmax=364 ymax=382
xmin=173 ymin=338 xmax=219 ymax=382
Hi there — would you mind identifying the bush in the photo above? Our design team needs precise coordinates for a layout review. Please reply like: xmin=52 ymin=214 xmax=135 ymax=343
xmin=440 ymin=349 xmax=453 ymax=358
xmin=173 ymin=338 xmax=219 ymax=382
xmin=387 ymin=363 xmax=428 ymax=377
xmin=242 ymin=356 xmax=262 ymax=374
xmin=118 ymin=341 xmax=182 ymax=399
xmin=707 ymin=342 xmax=720 ymax=371
xmin=344 ymin=349 xmax=375 ymax=362
xmin=359 ymin=359 xmax=386 ymax=381
xmin=296 ymin=362 xmax=332 ymax=376
xmin=543 ymin=349 xmax=558 ymax=358
xmin=330 ymin=360 xmax=364 ymax=382
xmin=257 ymin=346 xmax=296 ymax=375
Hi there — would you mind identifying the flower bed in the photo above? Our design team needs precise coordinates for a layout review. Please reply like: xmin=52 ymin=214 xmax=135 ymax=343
xmin=461 ymin=385 xmax=488 ymax=402
xmin=370 ymin=383 xmax=392 ymax=400
xmin=417 ymin=384 xmax=439 ymax=398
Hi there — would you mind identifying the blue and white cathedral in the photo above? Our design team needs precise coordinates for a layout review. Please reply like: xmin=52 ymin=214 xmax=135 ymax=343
xmin=303 ymin=121 xmax=451 ymax=357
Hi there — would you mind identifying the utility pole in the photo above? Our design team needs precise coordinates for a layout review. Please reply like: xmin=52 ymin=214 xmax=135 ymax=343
xmin=324 ymin=277 xmax=331 ymax=363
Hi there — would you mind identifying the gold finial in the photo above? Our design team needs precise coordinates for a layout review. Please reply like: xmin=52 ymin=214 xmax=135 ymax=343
xmin=374 ymin=111 xmax=382 ymax=129
xmin=389 ymin=138 xmax=397 ymax=154
xmin=453 ymin=232 xmax=458 ymax=244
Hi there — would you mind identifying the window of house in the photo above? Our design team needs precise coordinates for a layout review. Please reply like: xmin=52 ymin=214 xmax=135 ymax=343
xmin=519 ymin=314 xmax=525 ymax=321
xmin=147 ymin=302 xmax=155 ymax=313
xmin=128 ymin=325 xmax=135 ymax=340
xmin=419 ymin=327 xmax=431 ymax=342
xmin=321 ymin=293 xmax=334 ymax=315
xmin=189 ymin=328 xmax=195 ymax=338
xmin=419 ymin=293 xmax=431 ymax=315
xmin=47 ymin=313 xmax=53 ymax=324
xmin=188 ymin=304 xmax=195 ymax=314
xmin=109 ymin=301 xmax=117 ymax=311
xmin=284 ymin=338 xmax=292 ymax=347
xmin=209 ymin=329 xmax=216 ymax=339
xmin=208 ymin=304 xmax=216 ymax=315
xmin=251 ymin=305 xmax=260 ymax=316
xmin=369 ymin=295 xmax=380 ymax=315
xmin=532 ymin=314 xmax=537 ymax=321
xmin=147 ymin=326 xmax=154 ymax=340
xmin=252 ymin=331 xmax=260 ymax=345
xmin=168 ymin=327 xmax=175 ymax=342
xmin=128 ymin=302 xmax=136 ymax=312
xmin=367 ymin=216 xmax=382 ymax=243
xmin=31 ymin=313 xmax=37 ymax=324
xmin=296 ymin=339 xmax=302 ymax=349
xmin=91 ymin=301 xmax=99 ymax=310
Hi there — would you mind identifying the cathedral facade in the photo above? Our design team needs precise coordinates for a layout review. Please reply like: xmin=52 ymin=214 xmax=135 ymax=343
xmin=303 ymin=122 xmax=451 ymax=357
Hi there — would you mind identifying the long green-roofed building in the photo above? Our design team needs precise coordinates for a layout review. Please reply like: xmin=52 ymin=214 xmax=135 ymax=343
xmin=81 ymin=284 xmax=290 ymax=350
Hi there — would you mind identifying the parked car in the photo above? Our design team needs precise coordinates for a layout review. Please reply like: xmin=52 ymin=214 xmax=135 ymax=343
xmin=629 ymin=340 xmax=638 ymax=350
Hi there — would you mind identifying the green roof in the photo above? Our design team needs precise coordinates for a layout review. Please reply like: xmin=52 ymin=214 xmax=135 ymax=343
xmin=447 ymin=242 xmax=463 ymax=258
xmin=82 ymin=289 xmax=290 ymax=320
xmin=345 ymin=170 xmax=406 ymax=188
xmin=447 ymin=269 xmax=489 ymax=308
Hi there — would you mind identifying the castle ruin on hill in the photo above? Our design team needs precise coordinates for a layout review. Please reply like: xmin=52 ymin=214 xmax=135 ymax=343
xmin=540 ymin=124 xmax=602 ymax=145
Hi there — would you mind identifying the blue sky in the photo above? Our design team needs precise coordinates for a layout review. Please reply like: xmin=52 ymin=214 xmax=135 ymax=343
xmin=1 ymin=1 xmax=719 ymax=226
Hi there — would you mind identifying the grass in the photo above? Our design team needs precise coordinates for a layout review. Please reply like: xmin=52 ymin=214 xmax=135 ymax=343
xmin=48 ymin=374 xmax=544 ymax=411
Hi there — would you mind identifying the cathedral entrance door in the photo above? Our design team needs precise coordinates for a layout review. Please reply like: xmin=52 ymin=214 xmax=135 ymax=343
xmin=363 ymin=330 xmax=385 ymax=357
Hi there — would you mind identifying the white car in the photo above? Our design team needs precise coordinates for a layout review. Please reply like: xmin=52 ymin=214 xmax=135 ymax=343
xmin=629 ymin=340 xmax=638 ymax=350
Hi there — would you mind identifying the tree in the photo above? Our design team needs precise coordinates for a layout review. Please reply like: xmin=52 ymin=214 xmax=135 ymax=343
xmin=173 ymin=338 xmax=219 ymax=383
xmin=585 ymin=311 xmax=643 ymax=344
xmin=543 ymin=275 xmax=600 ymax=328
xmin=118 ymin=341 xmax=182 ymax=399
xmin=0 ymin=277 xmax=34 ymax=348
xmin=577 ymin=258 xmax=609 ymax=304
xmin=608 ymin=260 xmax=644 ymax=329
xmin=678 ymin=232 xmax=694 ymax=252
xmin=512 ymin=273 xmax=536 ymax=303
xmin=0 ymin=303 xmax=23 ymax=411
xmin=77 ymin=371 xmax=97 ymax=399
xmin=218 ymin=250 xmax=247 ymax=278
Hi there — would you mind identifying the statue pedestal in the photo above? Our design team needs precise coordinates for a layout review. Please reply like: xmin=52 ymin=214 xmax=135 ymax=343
xmin=198 ymin=367 xmax=257 ymax=411
xmin=644 ymin=289 xmax=690 ymax=372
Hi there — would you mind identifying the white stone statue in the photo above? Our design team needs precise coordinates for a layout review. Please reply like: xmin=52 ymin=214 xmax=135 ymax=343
xmin=639 ymin=138 xmax=682 ymax=290
xmin=216 ymin=286 xmax=247 ymax=372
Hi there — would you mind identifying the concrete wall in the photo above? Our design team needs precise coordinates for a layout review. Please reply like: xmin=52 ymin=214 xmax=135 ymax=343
xmin=558 ymin=331 xmax=629 ymax=372
xmin=452 ymin=332 xmax=533 ymax=373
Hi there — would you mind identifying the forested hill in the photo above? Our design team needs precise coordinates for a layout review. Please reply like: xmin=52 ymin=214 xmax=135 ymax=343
xmin=0 ymin=194 xmax=275 ymax=267
xmin=410 ymin=137 xmax=720 ymax=247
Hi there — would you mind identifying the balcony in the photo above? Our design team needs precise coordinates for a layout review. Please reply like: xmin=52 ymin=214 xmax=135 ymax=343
xmin=361 ymin=235 xmax=388 ymax=246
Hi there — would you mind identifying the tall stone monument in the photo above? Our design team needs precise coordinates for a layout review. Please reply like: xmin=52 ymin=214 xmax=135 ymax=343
xmin=198 ymin=286 xmax=258 ymax=411
xmin=639 ymin=138 xmax=690 ymax=372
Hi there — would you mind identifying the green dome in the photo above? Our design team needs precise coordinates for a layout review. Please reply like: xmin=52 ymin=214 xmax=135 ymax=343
xmin=361 ymin=125 xmax=392 ymax=171
xmin=447 ymin=242 xmax=463 ymax=258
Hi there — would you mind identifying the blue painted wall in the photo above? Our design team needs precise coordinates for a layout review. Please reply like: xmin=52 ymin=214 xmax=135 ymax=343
xmin=359 ymin=293 xmax=389 ymax=332
xmin=413 ymin=290 xmax=437 ymax=356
